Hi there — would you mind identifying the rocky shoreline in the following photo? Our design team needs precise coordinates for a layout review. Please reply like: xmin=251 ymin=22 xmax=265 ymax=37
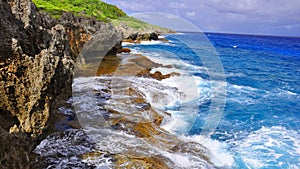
xmin=31 ymin=48 xmax=216 ymax=168
xmin=0 ymin=0 xmax=120 ymax=167
xmin=0 ymin=0 xmax=215 ymax=168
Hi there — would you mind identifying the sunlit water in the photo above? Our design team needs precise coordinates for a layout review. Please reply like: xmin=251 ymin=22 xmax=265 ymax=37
xmin=124 ymin=32 xmax=300 ymax=168
xmin=35 ymin=32 xmax=300 ymax=168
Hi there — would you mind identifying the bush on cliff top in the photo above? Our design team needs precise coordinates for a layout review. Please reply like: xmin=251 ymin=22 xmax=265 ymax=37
xmin=32 ymin=0 xmax=126 ymax=21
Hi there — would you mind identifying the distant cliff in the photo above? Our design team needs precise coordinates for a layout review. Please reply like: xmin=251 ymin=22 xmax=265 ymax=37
xmin=32 ymin=0 xmax=174 ymax=38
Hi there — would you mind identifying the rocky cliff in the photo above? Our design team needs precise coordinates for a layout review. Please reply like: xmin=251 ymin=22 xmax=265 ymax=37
xmin=0 ymin=0 xmax=121 ymax=168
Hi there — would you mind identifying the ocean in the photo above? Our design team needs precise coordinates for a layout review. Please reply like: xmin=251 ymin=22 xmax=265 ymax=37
xmin=123 ymin=32 xmax=300 ymax=168
xmin=34 ymin=32 xmax=300 ymax=168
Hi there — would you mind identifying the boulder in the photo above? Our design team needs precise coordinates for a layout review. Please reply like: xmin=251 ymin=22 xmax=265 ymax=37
xmin=117 ymin=48 xmax=131 ymax=53
xmin=149 ymin=32 xmax=159 ymax=40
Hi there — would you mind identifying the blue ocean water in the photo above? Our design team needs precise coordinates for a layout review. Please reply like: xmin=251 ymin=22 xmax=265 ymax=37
xmin=124 ymin=32 xmax=300 ymax=168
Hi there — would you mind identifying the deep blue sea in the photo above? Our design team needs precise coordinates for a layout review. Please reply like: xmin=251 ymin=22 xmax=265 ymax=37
xmin=123 ymin=32 xmax=300 ymax=168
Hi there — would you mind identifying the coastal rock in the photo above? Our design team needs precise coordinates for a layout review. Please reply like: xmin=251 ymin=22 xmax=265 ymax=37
xmin=125 ymin=32 xmax=158 ymax=41
xmin=113 ymin=154 xmax=171 ymax=169
xmin=136 ymin=68 xmax=181 ymax=81
xmin=149 ymin=32 xmax=159 ymax=40
xmin=117 ymin=48 xmax=131 ymax=53
xmin=114 ymin=22 xmax=173 ymax=41
xmin=0 ymin=0 xmax=121 ymax=168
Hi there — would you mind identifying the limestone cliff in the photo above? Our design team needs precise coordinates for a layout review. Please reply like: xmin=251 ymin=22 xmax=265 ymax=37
xmin=0 ymin=0 xmax=121 ymax=168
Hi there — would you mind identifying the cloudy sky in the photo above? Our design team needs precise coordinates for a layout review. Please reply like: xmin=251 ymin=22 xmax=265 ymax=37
xmin=102 ymin=0 xmax=300 ymax=37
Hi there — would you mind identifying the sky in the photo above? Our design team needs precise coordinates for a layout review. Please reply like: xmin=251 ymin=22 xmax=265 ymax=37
xmin=102 ymin=0 xmax=300 ymax=37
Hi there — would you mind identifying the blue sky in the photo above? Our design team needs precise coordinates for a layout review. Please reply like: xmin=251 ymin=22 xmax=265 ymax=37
xmin=102 ymin=0 xmax=300 ymax=37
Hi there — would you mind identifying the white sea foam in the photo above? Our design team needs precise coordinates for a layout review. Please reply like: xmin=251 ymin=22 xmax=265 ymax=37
xmin=55 ymin=72 xmax=230 ymax=168
xmin=121 ymin=42 xmax=134 ymax=46
xmin=226 ymin=72 xmax=246 ymax=78
xmin=159 ymin=151 xmax=214 ymax=169
xmin=140 ymin=40 xmax=162 ymax=45
xmin=226 ymin=83 xmax=263 ymax=104
xmin=233 ymin=126 xmax=300 ymax=168
xmin=180 ymin=135 xmax=235 ymax=168
xmin=158 ymin=35 xmax=166 ymax=39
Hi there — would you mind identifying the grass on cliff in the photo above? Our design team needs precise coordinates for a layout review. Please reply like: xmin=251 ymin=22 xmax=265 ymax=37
xmin=32 ymin=0 xmax=126 ymax=21
xmin=33 ymin=0 xmax=172 ymax=32
xmin=112 ymin=16 xmax=172 ymax=32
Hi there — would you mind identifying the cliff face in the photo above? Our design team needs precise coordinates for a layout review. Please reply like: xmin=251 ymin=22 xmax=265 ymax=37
xmin=0 ymin=0 xmax=121 ymax=168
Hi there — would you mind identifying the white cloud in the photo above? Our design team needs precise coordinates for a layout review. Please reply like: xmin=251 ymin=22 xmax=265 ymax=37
xmin=285 ymin=25 xmax=292 ymax=30
xmin=169 ymin=2 xmax=187 ymax=9
xmin=186 ymin=12 xmax=196 ymax=17
xmin=102 ymin=0 xmax=300 ymax=36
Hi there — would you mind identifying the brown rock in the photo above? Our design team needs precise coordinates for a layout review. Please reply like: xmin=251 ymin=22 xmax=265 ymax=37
xmin=133 ymin=122 xmax=162 ymax=138
xmin=96 ymin=55 xmax=122 ymax=76
xmin=170 ymin=142 xmax=212 ymax=164
xmin=114 ymin=154 xmax=170 ymax=169
xmin=117 ymin=48 xmax=131 ymax=53
xmin=136 ymin=68 xmax=181 ymax=81
xmin=159 ymin=38 xmax=170 ymax=42
xmin=0 ymin=0 xmax=122 ymax=168
xmin=122 ymin=39 xmax=134 ymax=43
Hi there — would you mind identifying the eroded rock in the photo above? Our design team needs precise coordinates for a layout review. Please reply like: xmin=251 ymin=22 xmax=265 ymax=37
xmin=0 ymin=0 xmax=121 ymax=168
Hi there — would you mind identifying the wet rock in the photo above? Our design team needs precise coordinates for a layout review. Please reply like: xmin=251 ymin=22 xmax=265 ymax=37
xmin=114 ymin=22 xmax=175 ymax=40
xmin=32 ymin=129 xmax=95 ymax=168
xmin=96 ymin=55 xmax=122 ymax=76
xmin=149 ymin=32 xmax=159 ymax=40
xmin=0 ymin=0 xmax=121 ymax=168
xmin=128 ymin=33 xmax=138 ymax=40
xmin=170 ymin=142 xmax=212 ymax=164
xmin=135 ymin=102 xmax=151 ymax=110
xmin=136 ymin=68 xmax=181 ymax=81
xmin=114 ymin=154 xmax=171 ymax=169
xmin=117 ymin=48 xmax=131 ymax=53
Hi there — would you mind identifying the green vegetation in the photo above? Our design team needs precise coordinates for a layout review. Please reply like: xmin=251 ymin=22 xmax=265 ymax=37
xmin=32 ymin=0 xmax=172 ymax=32
xmin=32 ymin=0 xmax=126 ymax=21
xmin=112 ymin=16 xmax=147 ymax=29
xmin=112 ymin=16 xmax=171 ymax=31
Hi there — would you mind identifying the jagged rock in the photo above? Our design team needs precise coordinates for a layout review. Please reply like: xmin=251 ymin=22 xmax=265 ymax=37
xmin=114 ymin=154 xmax=171 ymax=169
xmin=114 ymin=22 xmax=174 ymax=40
xmin=117 ymin=48 xmax=131 ymax=53
xmin=0 ymin=0 xmax=121 ymax=168
xmin=136 ymin=68 xmax=181 ymax=81
xmin=149 ymin=32 xmax=159 ymax=40
xmin=170 ymin=142 xmax=212 ymax=164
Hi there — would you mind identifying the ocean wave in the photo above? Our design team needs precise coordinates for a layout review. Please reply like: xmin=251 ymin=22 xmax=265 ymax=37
xmin=140 ymin=40 xmax=163 ymax=45
xmin=226 ymin=82 xmax=300 ymax=105
xmin=180 ymin=135 xmax=234 ymax=168
xmin=121 ymin=42 xmax=134 ymax=46
xmin=140 ymin=50 xmax=208 ymax=73
xmin=226 ymin=72 xmax=247 ymax=78
xmin=232 ymin=126 xmax=300 ymax=168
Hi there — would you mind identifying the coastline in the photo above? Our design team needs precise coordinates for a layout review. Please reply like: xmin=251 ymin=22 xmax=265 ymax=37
xmin=0 ymin=0 xmax=216 ymax=167
xmin=38 ymin=37 xmax=222 ymax=168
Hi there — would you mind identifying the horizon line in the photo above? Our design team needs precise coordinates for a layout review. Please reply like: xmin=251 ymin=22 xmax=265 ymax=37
xmin=175 ymin=30 xmax=300 ymax=38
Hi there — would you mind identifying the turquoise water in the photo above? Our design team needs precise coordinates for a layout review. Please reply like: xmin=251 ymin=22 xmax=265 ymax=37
xmin=124 ymin=32 xmax=300 ymax=168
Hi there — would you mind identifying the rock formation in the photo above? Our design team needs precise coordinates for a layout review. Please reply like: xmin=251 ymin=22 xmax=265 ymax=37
xmin=0 ymin=0 xmax=121 ymax=168
xmin=0 ymin=0 xmax=214 ymax=168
